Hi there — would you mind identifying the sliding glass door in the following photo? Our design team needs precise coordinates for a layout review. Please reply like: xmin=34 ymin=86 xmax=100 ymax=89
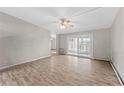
xmin=67 ymin=34 xmax=92 ymax=58
xmin=78 ymin=35 xmax=91 ymax=57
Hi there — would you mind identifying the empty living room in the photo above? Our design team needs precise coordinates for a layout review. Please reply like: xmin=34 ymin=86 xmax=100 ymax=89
xmin=0 ymin=3 xmax=124 ymax=92
xmin=0 ymin=7 xmax=123 ymax=86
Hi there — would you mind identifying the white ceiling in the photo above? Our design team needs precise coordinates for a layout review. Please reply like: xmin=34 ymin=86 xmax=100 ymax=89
xmin=0 ymin=7 xmax=120 ymax=34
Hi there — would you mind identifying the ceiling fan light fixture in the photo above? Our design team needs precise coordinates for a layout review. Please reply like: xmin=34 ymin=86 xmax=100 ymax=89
xmin=58 ymin=19 xmax=74 ymax=29
xmin=60 ymin=25 xmax=66 ymax=29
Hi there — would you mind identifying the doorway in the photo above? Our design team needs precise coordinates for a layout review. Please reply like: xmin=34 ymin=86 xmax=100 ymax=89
xmin=68 ymin=37 xmax=78 ymax=55
xmin=51 ymin=34 xmax=56 ymax=54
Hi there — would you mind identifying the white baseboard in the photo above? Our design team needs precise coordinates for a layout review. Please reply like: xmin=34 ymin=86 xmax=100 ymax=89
xmin=93 ymin=57 xmax=110 ymax=61
xmin=0 ymin=55 xmax=51 ymax=70
xmin=110 ymin=62 xmax=124 ymax=86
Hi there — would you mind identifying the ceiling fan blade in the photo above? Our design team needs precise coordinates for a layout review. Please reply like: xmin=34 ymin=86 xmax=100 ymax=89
xmin=70 ymin=25 xmax=74 ymax=27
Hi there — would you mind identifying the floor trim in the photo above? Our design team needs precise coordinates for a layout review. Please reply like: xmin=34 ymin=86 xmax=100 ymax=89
xmin=110 ymin=62 xmax=124 ymax=86
xmin=67 ymin=54 xmax=109 ymax=62
xmin=67 ymin=54 xmax=92 ymax=59
xmin=0 ymin=55 xmax=51 ymax=70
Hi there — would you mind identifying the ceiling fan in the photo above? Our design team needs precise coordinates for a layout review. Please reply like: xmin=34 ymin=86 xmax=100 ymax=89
xmin=56 ymin=18 xmax=74 ymax=29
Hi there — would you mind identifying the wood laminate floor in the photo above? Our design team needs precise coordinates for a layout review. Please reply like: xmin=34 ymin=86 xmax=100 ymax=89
xmin=0 ymin=54 xmax=120 ymax=86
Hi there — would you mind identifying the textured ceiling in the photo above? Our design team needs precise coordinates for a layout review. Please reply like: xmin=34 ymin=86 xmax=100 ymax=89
xmin=0 ymin=7 xmax=120 ymax=34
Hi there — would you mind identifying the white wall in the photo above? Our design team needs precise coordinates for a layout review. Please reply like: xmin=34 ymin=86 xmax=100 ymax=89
xmin=57 ymin=29 xmax=110 ymax=61
xmin=93 ymin=29 xmax=110 ymax=61
xmin=110 ymin=8 xmax=124 ymax=82
xmin=0 ymin=12 xmax=51 ymax=68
